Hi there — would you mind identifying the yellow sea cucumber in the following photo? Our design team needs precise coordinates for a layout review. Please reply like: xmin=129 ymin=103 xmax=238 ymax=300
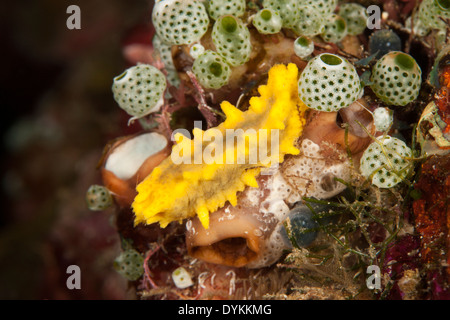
xmin=132 ymin=63 xmax=308 ymax=229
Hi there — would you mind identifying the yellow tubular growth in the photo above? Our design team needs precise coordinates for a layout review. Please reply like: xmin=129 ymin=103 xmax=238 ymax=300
xmin=132 ymin=63 xmax=308 ymax=229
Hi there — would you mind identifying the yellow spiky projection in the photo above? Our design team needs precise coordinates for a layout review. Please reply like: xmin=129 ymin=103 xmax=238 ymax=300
xmin=132 ymin=63 xmax=308 ymax=229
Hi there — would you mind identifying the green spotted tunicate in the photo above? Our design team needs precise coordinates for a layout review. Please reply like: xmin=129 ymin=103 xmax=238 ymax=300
xmin=86 ymin=185 xmax=113 ymax=211
xmin=321 ymin=14 xmax=348 ymax=43
xmin=262 ymin=0 xmax=301 ymax=29
xmin=360 ymin=136 xmax=413 ymax=188
xmin=370 ymin=52 xmax=422 ymax=106
xmin=252 ymin=8 xmax=283 ymax=34
xmin=299 ymin=0 xmax=338 ymax=16
xmin=211 ymin=15 xmax=252 ymax=66
xmin=192 ymin=50 xmax=232 ymax=89
xmin=338 ymin=3 xmax=368 ymax=36
xmin=294 ymin=36 xmax=314 ymax=59
xmin=298 ymin=53 xmax=362 ymax=112
xmin=292 ymin=5 xmax=325 ymax=37
xmin=114 ymin=249 xmax=144 ymax=281
xmin=417 ymin=0 xmax=450 ymax=31
xmin=207 ymin=0 xmax=246 ymax=20
xmin=152 ymin=0 xmax=210 ymax=45
xmin=112 ymin=64 xmax=167 ymax=118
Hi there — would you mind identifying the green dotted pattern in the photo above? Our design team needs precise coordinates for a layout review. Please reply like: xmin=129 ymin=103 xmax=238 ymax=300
xmin=370 ymin=52 xmax=422 ymax=106
xmin=294 ymin=36 xmax=314 ymax=59
xmin=152 ymin=0 xmax=210 ymax=45
xmin=152 ymin=35 xmax=180 ymax=90
xmin=86 ymin=185 xmax=113 ymax=211
xmin=190 ymin=43 xmax=205 ymax=59
xmin=152 ymin=35 xmax=175 ymax=70
xmin=299 ymin=0 xmax=338 ymax=16
xmin=298 ymin=53 xmax=362 ymax=112
xmin=360 ymin=136 xmax=412 ymax=188
xmin=418 ymin=0 xmax=450 ymax=31
xmin=321 ymin=14 xmax=348 ymax=43
xmin=373 ymin=107 xmax=393 ymax=132
xmin=262 ymin=0 xmax=300 ymax=29
xmin=212 ymin=15 xmax=251 ymax=66
xmin=192 ymin=50 xmax=232 ymax=89
xmin=252 ymin=8 xmax=283 ymax=34
xmin=114 ymin=249 xmax=144 ymax=281
xmin=207 ymin=0 xmax=246 ymax=20
xmin=292 ymin=5 xmax=325 ymax=37
xmin=112 ymin=64 xmax=167 ymax=118
xmin=338 ymin=3 xmax=368 ymax=36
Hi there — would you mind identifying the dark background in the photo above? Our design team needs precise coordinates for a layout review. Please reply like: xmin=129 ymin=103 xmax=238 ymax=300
xmin=0 ymin=0 xmax=155 ymax=299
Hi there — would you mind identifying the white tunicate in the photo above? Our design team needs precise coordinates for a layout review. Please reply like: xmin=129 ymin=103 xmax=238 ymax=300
xmin=360 ymin=136 xmax=413 ymax=188
xmin=370 ymin=51 xmax=422 ymax=106
xmin=298 ymin=53 xmax=362 ymax=112
xmin=252 ymin=8 xmax=283 ymax=34
xmin=172 ymin=267 xmax=194 ymax=289
xmin=192 ymin=50 xmax=232 ymax=89
xmin=112 ymin=64 xmax=167 ymax=118
xmin=373 ymin=107 xmax=393 ymax=132
xmin=417 ymin=0 xmax=450 ymax=31
xmin=152 ymin=0 xmax=210 ymax=45
xmin=190 ymin=43 xmax=205 ymax=59
xmin=207 ymin=0 xmax=246 ymax=20
xmin=212 ymin=15 xmax=252 ymax=66
xmin=152 ymin=35 xmax=176 ymax=70
xmin=86 ymin=185 xmax=113 ymax=211
xmin=294 ymin=36 xmax=314 ymax=59
xmin=338 ymin=3 xmax=368 ymax=36
xmin=292 ymin=5 xmax=325 ymax=37
xmin=263 ymin=0 xmax=301 ymax=29
xmin=114 ymin=249 xmax=144 ymax=281
xmin=321 ymin=14 xmax=348 ymax=43
xmin=299 ymin=0 xmax=338 ymax=16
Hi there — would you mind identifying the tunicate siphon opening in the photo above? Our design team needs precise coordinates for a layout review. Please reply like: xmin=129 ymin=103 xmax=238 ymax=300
xmin=437 ymin=0 xmax=450 ymax=10
xmin=320 ymin=54 xmax=342 ymax=66
xmin=296 ymin=36 xmax=311 ymax=47
xmin=209 ymin=62 xmax=223 ymax=77
xmin=336 ymin=17 xmax=346 ymax=32
xmin=260 ymin=9 xmax=272 ymax=21
xmin=394 ymin=53 xmax=415 ymax=70
xmin=222 ymin=16 xmax=238 ymax=33
xmin=189 ymin=237 xmax=258 ymax=267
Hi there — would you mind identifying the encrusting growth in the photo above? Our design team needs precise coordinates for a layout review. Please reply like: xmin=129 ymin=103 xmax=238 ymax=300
xmin=132 ymin=64 xmax=308 ymax=230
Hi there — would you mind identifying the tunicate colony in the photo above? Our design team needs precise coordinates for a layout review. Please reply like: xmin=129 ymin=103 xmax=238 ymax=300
xmin=95 ymin=0 xmax=444 ymax=271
